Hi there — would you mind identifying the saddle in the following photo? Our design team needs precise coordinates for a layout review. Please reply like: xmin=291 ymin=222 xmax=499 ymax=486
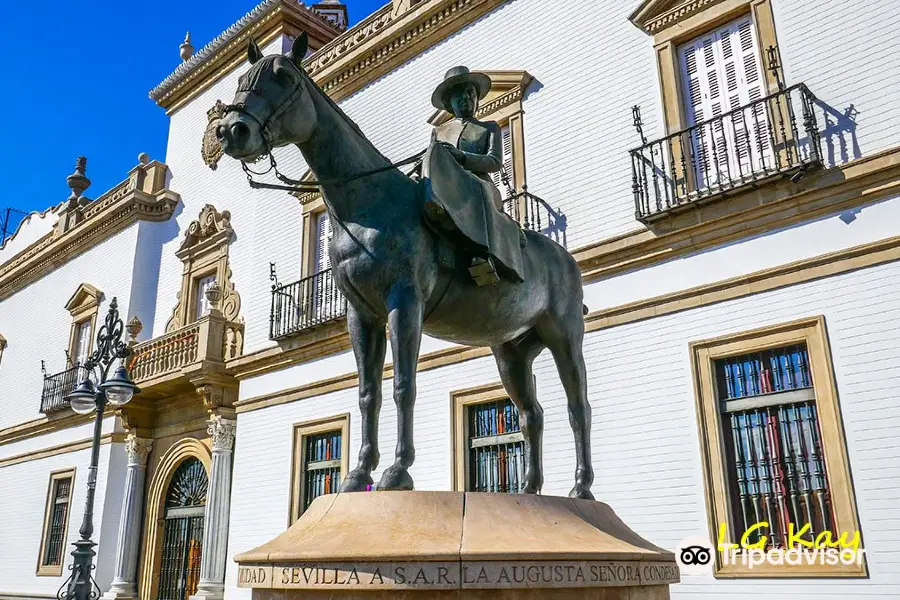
xmin=422 ymin=142 xmax=525 ymax=282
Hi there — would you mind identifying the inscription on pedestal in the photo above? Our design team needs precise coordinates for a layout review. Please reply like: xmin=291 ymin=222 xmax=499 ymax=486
xmin=236 ymin=561 xmax=679 ymax=590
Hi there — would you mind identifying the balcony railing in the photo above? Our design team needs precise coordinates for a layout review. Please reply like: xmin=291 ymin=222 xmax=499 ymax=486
xmin=630 ymin=83 xmax=822 ymax=222
xmin=41 ymin=364 xmax=92 ymax=413
xmin=502 ymin=188 xmax=567 ymax=245
xmin=129 ymin=311 xmax=243 ymax=385
xmin=271 ymin=268 xmax=347 ymax=340
xmin=130 ymin=322 xmax=202 ymax=382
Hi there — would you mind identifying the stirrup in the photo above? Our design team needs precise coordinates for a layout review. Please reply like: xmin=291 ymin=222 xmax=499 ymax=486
xmin=469 ymin=257 xmax=500 ymax=286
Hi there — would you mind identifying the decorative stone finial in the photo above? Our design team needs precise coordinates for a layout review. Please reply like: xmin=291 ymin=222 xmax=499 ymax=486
xmin=125 ymin=316 xmax=143 ymax=344
xmin=66 ymin=156 xmax=91 ymax=200
xmin=138 ymin=152 xmax=150 ymax=165
xmin=205 ymin=281 xmax=222 ymax=311
xmin=180 ymin=32 xmax=195 ymax=61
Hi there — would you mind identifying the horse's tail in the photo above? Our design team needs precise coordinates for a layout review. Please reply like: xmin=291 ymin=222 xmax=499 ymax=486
xmin=583 ymin=304 xmax=589 ymax=316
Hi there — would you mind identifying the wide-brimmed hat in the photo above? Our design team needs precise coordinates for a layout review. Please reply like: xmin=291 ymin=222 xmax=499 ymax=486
xmin=431 ymin=66 xmax=492 ymax=111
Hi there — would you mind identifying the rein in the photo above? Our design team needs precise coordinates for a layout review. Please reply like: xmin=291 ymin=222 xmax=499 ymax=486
xmin=240 ymin=148 xmax=426 ymax=194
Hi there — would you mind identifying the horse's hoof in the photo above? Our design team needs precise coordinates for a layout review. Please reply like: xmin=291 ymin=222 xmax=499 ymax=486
xmin=377 ymin=465 xmax=414 ymax=490
xmin=340 ymin=469 xmax=374 ymax=492
xmin=569 ymin=484 xmax=595 ymax=501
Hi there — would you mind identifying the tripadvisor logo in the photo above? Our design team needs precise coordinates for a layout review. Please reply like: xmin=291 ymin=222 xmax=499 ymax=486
xmin=676 ymin=522 xmax=865 ymax=574
xmin=675 ymin=536 xmax=714 ymax=575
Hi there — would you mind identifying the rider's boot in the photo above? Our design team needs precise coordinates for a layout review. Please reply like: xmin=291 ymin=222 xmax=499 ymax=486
xmin=469 ymin=256 xmax=500 ymax=286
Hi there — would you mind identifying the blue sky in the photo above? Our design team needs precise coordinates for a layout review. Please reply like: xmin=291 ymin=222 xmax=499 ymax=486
xmin=0 ymin=0 xmax=383 ymax=220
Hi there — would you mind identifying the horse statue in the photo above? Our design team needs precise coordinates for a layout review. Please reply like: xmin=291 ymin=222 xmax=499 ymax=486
xmin=216 ymin=33 xmax=594 ymax=499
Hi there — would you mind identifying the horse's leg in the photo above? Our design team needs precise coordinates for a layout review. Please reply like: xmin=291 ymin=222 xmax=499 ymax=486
xmin=340 ymin=305 xmax=387 ymax=492
xmin=492 ymin=332 xmax=546 ymax=494
xmin=537 ymin=315 xmax=595 ymax=500
xmin=377 ymin=288 xmax=424 ymax=491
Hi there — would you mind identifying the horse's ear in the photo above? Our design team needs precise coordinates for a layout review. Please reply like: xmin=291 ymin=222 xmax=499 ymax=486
xmin=288 ymin=32 xmax=309 ymax=67
xmin=247 ymin=37 xmax=263 ymax=65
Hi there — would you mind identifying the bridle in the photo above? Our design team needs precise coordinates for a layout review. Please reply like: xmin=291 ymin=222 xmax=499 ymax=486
xmin=222 ymin=58 xmax=425 ymax=194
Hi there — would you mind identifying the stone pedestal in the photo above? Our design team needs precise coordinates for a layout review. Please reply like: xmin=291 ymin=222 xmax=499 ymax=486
xmin=235 ymin=492 xmax=679 ymax=599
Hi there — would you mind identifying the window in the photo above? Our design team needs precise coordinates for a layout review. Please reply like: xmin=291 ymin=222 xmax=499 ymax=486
xmin=165 ymin=204 xmax=242 ymax=332
xmin=490 ymin=123 xmax=514 ymax=194
xmin=691 ymin=317 xmax=865 ymax=577
xmin=466 ymin=398 xmax=525 ymax=493
xmin=630 ymin=0 xmax=782 ymax=136
xmin=451 ymin=382 xmax=526 ymax=493
xmin=72 ymin=320 xmax=91 ymax=365
xmin=37 ymin=469 xmax=75 ymax=576
xmin=314 ymin=211 xmax=332 ymax=274
xmin=65 ymin=283 xmax=102 ymax=366
xmin=290 ymin=415 xmax=349 ymax=523
xmin=679 ymin=16 xmax=771 ymax=190
xmin=194 ymin=274 xmax=216 ymax=319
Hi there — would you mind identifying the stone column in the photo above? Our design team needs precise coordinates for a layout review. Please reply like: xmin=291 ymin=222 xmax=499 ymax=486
xmin=191 ymin=415 xmax=237 ymax=600
xmin=102 ymin=435 xmax=153 ymax=600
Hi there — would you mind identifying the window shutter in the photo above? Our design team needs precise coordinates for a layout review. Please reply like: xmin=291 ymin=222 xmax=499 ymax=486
xmin=315 ymin=211 xmax=332 ymax=273
xmin=679 ymin=16 xmax=769 ymax=186
xmin=74 ymin=320 xmax=91 ymax=364
xmin=491 ymin=124 xmax=514 ymax=192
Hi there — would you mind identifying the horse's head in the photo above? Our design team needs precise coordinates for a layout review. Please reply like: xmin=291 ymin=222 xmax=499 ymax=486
xmin=217 ymin=33 xmax=317 ymax=162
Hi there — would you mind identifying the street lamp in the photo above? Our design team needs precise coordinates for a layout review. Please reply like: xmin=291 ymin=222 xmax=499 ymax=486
xmin=60 ymin=298 xmax=140 ymax=600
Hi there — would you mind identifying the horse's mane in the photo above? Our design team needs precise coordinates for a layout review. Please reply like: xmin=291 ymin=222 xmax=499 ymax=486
xmin=238 ymin=55 xmax=393 ymax=166
xmin=298 ymin=67 xmax=392 ymax=165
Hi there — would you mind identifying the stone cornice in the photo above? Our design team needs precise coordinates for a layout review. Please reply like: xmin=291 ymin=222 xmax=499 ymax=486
xmin=629 ymin=0 xmax=730 ymax=33
xmin=0 ymin=165 xmax=179 ymax=302
xmin=309 ymin=0 xmax=513 ymax=102
xmin=150 ymin=1 xmax=342 ymax=113
xmin=153 ymin=0 xmax=513 ymax=112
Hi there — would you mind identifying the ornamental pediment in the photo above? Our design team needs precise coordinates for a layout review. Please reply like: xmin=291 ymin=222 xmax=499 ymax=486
xmin=629 ymin=0 xmax=729 ymax=33
xmin=64 ymin=283 xmax=104 ymax=315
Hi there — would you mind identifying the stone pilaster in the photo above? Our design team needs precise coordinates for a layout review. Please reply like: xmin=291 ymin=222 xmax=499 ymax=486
xmin=102 ymin=435 xmax=153 ymax=600
xmin=190 ymin=415 xmax=237 ymax=600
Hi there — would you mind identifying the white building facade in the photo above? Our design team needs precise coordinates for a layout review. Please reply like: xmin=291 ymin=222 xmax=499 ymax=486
xmin=2 ymin=0 xmax=899 ymax=598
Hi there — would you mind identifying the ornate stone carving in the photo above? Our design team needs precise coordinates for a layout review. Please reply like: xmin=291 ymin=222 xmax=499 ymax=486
xmin=124 ymin=435 xmax=154 ymax=466
xmin=197 ymin=383 xmax=224 ymax=411
xmin=207 ymin=415 xmax=236 ymax=451
xmin=224 ymin=325 xmax=244 ymax=360
xmin=179 ymin=204 xmax=232 ymax=251
xmin=166 ymin=204 xmax=243 ymax=332
xmin=202 ymin=100 xmax=227 ymax=171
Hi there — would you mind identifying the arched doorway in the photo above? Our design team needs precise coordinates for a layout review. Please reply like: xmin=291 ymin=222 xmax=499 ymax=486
xmin=157 ymin=457 xmax=207 ymax=600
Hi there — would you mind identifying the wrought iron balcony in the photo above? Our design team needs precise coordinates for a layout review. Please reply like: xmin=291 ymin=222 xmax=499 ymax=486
xmin=502 ymin=187 xmax=567 ymax=245
xmin=271 ymin=268 xmax=347 ymax=340
xmin=630 ymin=83 xmax=822 ymax=222
xmin=41 ymin=364 xmax=92 ymax=413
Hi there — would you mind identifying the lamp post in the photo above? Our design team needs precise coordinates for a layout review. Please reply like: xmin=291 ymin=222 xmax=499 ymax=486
xmin=60 ymin=298 xmax=140 ymax=600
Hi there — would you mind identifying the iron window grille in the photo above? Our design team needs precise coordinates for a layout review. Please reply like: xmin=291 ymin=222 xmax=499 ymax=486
xmin=467 ymin=399 xmax=525 ymax=493
xmin=301 ymin=430 xmax=343 ymax=512
xmin=41 ymin=475 xmax=73 ymax=568
xmin=630 ymin=83 xmax=822 ymax=222
xmin=716 ymin=343 xmax=833 ymax=549
xmin=158 ymin=458 xmax=207 ymax=600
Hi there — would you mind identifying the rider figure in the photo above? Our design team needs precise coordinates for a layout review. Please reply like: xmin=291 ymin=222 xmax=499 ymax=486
xmin=428 ymin=66 xmax=510 ymax=286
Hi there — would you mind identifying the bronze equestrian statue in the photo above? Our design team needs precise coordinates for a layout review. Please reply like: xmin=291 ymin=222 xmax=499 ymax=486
xmin=217 ymin=33 xmax=594 ymax=499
